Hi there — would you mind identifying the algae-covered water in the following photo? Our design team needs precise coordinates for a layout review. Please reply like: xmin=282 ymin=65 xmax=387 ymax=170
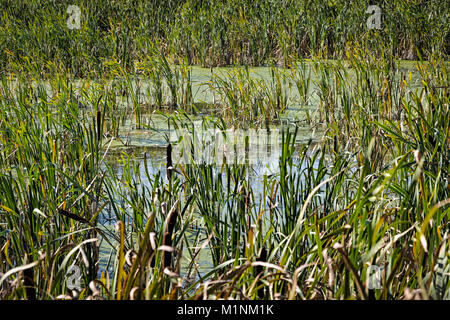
xmin=89 ymin=62 xmax=423 ymax=279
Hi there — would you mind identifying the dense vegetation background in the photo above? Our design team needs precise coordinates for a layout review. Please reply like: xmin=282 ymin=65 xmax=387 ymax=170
xmin=1 ymin=0 xmax=449 ymax=76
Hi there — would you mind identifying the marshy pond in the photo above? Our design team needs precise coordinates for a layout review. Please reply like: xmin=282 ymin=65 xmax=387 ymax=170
xmin=1 ymin=57 xmax=448 ymax=300
xmin=82 ymin=62 xmax=424 ymax=278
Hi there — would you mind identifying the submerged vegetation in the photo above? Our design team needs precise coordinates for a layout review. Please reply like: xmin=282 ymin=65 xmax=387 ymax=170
xmin=0 ymin=1 xmax=449 ymax=300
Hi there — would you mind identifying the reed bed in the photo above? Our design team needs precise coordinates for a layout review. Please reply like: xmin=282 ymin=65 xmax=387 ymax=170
xmin=0 ymin=48 xmax=448 ymax=299
xmin=0 ymin=1 xmax=449 ymax=301
xmin=1 ymin=0 xmax=448 ymax=76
